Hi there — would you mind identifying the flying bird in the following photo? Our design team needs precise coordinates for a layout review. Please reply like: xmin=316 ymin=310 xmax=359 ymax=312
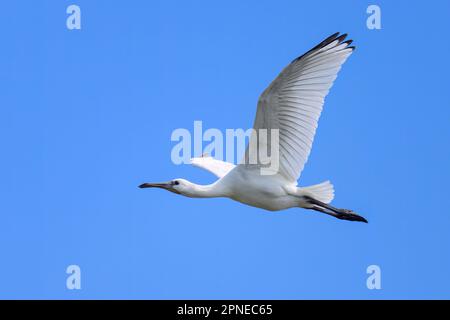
xmin=140 ymin=32 xmax=367 ymax=223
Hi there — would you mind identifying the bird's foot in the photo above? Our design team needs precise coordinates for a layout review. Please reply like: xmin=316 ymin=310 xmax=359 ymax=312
xmin=337 ymin=209 xmax=368 ymax=223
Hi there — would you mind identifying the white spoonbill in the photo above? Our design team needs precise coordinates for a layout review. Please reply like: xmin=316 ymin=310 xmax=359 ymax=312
xmin=140 ymin=32 xmax=367 ymax=223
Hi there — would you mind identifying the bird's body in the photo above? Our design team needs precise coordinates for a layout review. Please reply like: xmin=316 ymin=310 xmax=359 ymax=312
xmin=170 ymin=165 xmax=329 ymax=211
xmin=140 ymin=32 xmax=368 ymax=223
xmin=214 ymin=165 xmax=299 ymax=211
xmin=226 ymin=166 xmax=319 ymax=211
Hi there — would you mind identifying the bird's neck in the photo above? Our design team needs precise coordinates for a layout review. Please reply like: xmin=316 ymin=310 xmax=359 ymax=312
xmin=185 ymin=182 xmax=227 ymax=198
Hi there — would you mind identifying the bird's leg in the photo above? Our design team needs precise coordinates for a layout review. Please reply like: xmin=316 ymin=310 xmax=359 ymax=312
xmin=304 ymin=196 xmax=368 ymax=223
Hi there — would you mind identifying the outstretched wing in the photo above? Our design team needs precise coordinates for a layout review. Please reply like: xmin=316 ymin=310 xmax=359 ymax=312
xmin=190 ymin=156 xmax=236 ymax=178
xmin=243 ymin=32 xmax=354 ymax=182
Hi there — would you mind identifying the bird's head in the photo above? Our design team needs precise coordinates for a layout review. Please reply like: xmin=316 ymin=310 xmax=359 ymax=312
xmin=138 ymin=178 xmax=192 ymax=196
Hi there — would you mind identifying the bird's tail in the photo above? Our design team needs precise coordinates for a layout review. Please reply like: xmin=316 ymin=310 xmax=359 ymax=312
xmin=298 ymin=180 xmax=335 ymax=204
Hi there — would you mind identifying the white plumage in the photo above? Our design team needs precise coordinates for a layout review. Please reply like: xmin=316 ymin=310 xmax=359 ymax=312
xmin=246 ymin=34 xmax=353 ymax=182
xmin=190 ymin=156 xmax=235 ymax=179
xmin=140 ymin=33 xmax=367 ymax=223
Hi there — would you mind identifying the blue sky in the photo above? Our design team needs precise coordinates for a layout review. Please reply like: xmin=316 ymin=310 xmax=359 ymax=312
xmin=1 ymin=0 xmax=450 ymax=299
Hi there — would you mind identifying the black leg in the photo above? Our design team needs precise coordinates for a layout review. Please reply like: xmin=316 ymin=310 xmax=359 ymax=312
xmin=305 ymin=196 xmax=368 ymax=223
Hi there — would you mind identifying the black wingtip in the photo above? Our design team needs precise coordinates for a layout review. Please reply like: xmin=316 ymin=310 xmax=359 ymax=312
xmin=292 ymin=32 xmax=355 ymax=63
xmin=320 ymin=32 xmax=342 ymax=48
xmin=343 ymin=39 xmax=353 ymax=46
xmin=292 ymin=32 xmax=339 ymax=63
xmin=328 ymin=32 xmax=341 ymax=40
xmin=336 ymin=33 xmax=348 ymax=43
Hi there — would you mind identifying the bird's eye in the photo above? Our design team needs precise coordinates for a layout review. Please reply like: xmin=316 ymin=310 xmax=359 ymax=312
xmin=173 ymin=181 xmax=180 ymax=185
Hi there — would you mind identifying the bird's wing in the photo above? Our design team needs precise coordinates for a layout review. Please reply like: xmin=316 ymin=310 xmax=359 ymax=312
xmin=243 ymin=32 xmax=354 ymax=182
xmin=190 ymin=156 xmax=236 ymax=178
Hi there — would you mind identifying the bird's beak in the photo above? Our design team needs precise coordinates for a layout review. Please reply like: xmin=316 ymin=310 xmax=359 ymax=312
xmin=139 ymin=182 xmax=171 ymax=189
xmin=138 ymin=181 xmax=181 ymax=194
